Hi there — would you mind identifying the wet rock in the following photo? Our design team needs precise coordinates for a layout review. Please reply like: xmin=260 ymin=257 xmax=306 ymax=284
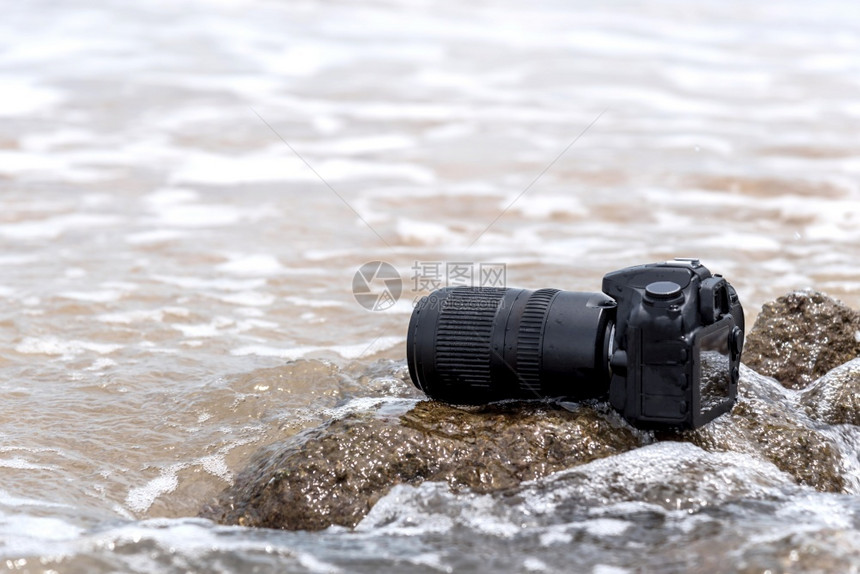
xmin=517 ymin=441 xmax=799 ymax=516
xmin=199 ymin=399 xmax=643 ymax=530
xmin=361 ymin=442 xmax=799 ymax=531
xmin=743 ymin=290 xmax=860 ymax=389
xmin=800 ymin=358 xmax=860 ymax=426
xmin=202 ymin=292 xmax=860 ymax=532
xmin=683 ymin=366 xmax=847 ymax=492
xmin=357 ymin=475 xmax=860 ymax=574
xmin=202 ymin=362 xmax=856 ymax=531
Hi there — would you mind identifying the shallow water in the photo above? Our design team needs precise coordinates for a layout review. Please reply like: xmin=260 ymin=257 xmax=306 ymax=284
xmin=1 ymin=0 xmax=859 ymax=571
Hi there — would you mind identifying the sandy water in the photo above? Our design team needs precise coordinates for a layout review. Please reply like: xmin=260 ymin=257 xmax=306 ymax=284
xmin=1 ymin=0 xmax=859 ymax=571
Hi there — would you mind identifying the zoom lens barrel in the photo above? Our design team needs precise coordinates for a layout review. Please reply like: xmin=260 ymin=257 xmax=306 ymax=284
xmin=407 ymin=287 xmax=616 ymax=404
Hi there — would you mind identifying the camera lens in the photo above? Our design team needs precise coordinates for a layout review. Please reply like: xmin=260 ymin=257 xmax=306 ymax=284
xmin=407 ymin=287 xmax=616 ymax=404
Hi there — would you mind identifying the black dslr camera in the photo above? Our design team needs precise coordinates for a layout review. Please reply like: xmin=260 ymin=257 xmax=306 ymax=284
xmin=406 ymin=259 xmax=744 ymax=430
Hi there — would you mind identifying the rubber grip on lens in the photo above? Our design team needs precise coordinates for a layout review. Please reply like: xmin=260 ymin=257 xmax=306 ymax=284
xmin=434 ymin=288 xmax=506 ymax=392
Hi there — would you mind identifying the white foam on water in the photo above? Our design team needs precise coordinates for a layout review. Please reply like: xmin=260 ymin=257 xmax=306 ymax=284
xmin=296 ymin=551 xmax=343 ymax=574
xmin=232 ymin=336 xmax=403 ymax=360
xmin=303 ymin=247 xmax=365 ymax=261
xmin=231 ymin=345 xmax=319 ymax=360
xmin=660 ymin=134 xmax=735 ymax=155
xmin=798 ymin=52 xmax=858 ymax=73
xmin=537 ymin=518 xmax=630 ymax=546
xmin=124 ymin=229 xmax=189 ymax=244
xmin=98 ymin=309 xmax=167 ymax=324
xmin=234 ymin=308 xmax=266 ymax=319
xmin=523 ymin=557 xmax=548 ymax=571
xmin=413 ymin=68 xmax=504 ymax=96
xmin=170 ymin=150 xmax=317 ymax=185
xmin=63 ymin=267 xmax=86 ymax=279
xmin=358 ymin=479 xmax=527 ymax=540
xmin=199 ymin=455 xmax=231 ymax=482
xmin=16 ymin=517 xmax=273 ymax=566
xmin=538 ymin=526 xmax=572 ymax=546
xmin=396 ymin=218 xmax=456 ymax=244
xmin=85 ymin=358 xmax=117 ymax=372
xmin=171 ymin=317 xmax=234 ymax=338
xmin=154 ymin=275 xmax=267 ymax=291
xmin=697 ymin=232 xmax=783 ymax=252
xmin=662 ymin=64 xmax=772 ymax=93
xmin=216 ymin=254 xmax=285 ymax=276
xmin=777 ymin=494 xmax=856 ymax=531
xmin=320 ymin=397 xmax=418 ymax=423
xmin=265 ymin=40 xmax=359 ymax=77
xmin=125 ymin=465 xmax=182 ymax=514
xmin=0 ymin=490 xmax=71 ymax=510
xmin=0 ymin=512 xmax=83 ymax=556
xmin=404 ymin=552 xmax=450 ymax=571
xmin=236 ymin=318 xmax=279 ymax=331
xmin=171 ymin=323 xmax=221 ymax=338
xmin=18 ymin=127 xmax=97 ymax=151
xmin=355 ymin=482 xmax=458 ymax=536
xmin=0 ymin=77 xmax=62 ymax=116
xmin=301 ymin=134 xmax=416 ymax=155
xmin=821 ymin=424 xmax=860 ymax=494
xmin=218 ymin=292 xmax=277 ymax=307
xmin=0 ymin=150 xmax=67 ymax=177
xmin=284 ymin=296 xmax=346 ymax=308
xmin=0 ymin=457 xmax=53 ymax=471
xmin=155 ymin=202 xmax=254 ymax=228
xmin=423 ymin=122 xmax=476 ymax=141
xmin=510 ymin=195 xmax=587 ymax=218
xmin=143 ymin=188 xmax=200 ymax=205
xmin=0 ymin=254 xmax=38 ymax=266
xmin=580 ymin=518 xmax=631 ymax=537
xmin=314 ymin=158 xmax=435 ymax=184
xmin=141 ymin=187 xmax=272 ymax=228
xmin=15 ymin=337 xmax=123 ymax=358
xmin=57 ymin=290 xmax=124 ymax=303
xmin=329 ymin=336 xmax=404 ymax=359
xmin=0 ymin=213 xmax=121 ymax=240
xmin=0 ymin=17 xmax=119 ymax=63
xmin=386 ymin=297 xmax=419 ymax=315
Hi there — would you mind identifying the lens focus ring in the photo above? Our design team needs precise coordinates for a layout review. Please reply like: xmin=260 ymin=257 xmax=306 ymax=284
xmin=516 ymin=288 xmax=560 ymax=395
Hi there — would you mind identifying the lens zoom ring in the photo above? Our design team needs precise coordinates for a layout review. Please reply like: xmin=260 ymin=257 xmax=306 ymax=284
xmin=516 ymin=288 xmax=560 ymax=394
xmin=435 ymin=288 xmax=506 ymax=389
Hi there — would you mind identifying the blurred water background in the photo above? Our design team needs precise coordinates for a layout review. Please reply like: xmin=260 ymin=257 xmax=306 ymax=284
xmin=1 ymin=0 xmax=859 ymax=571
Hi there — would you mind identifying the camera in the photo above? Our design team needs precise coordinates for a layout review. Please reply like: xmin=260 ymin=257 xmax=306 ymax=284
xmin=406 ymin=258 xmax=744 ymax=430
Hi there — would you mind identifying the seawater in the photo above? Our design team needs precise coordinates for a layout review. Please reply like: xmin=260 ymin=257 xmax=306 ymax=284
xmin=1 ymin=0 xmax=859 ymax=572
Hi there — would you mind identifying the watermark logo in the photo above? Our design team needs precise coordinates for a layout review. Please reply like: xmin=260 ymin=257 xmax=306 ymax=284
xmin=353 ymin=261 xmax=507 ymax=311
xmin=352 ymin=261 xmax=403 ymax=311
xmin=410 ymin=261 xmax=506 ymax=290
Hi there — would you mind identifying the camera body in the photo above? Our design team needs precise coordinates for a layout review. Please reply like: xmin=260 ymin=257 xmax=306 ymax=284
xmin=602 ymin=258 xmax=744 ymax=429
xmin=406 ymin=258 xmax=744 ymax=430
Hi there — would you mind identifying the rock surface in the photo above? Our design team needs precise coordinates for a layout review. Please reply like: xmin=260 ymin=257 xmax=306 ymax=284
xmin=200 ymin=400 xmax=642 ymax=530
xmin=358 ymin=457 xmax=860 ymax=574
xmin=800 ymin=357 xmax=860 ymax=426
xmin=681 ymin=366 xmax=847 ymax=492
xmin=202 ymin=292 xmax=860 ymax=531
xmin=743 ymin=290 xmax=860 ymax=389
